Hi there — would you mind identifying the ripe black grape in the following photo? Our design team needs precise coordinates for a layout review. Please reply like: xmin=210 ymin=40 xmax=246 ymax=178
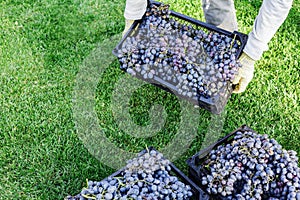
xmin=66 ymin=149 xmax=194 ymax=200
xmin=117 ymin=3 xmax=242 ymax=100
xmin=198 ymin=131 xmax=300 ymax=200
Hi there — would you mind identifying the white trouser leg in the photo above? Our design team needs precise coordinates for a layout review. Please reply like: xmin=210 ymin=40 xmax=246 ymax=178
xmin=124 ymin=0 xmax=147 ymax=20
xmin=202 ymin=0 xmax=238 ymax=32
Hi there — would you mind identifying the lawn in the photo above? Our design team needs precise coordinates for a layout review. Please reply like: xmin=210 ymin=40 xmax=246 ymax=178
xmin=0 ymin=0 xmax=299 ymax=199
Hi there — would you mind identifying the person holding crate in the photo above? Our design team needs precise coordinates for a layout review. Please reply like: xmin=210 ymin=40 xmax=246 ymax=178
xmin=122 ymin=0 xmax=293 ymax=93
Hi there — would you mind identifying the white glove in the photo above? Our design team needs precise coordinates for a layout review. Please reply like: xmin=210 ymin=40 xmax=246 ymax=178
xmin=122 ymin=19 xmax=135 ymax=37
xmin=232 ymin=53 xmax=255 ymax=93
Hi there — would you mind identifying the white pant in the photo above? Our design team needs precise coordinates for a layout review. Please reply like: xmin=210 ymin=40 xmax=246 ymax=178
xmin=124 ymin=0 xmax=293 ymax=60
xmin=201 ymin=0 xmax=238 ymax=32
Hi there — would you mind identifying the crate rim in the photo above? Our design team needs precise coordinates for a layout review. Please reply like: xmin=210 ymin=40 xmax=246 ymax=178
xmin=113 ymin=0 xmax=248 ymax=59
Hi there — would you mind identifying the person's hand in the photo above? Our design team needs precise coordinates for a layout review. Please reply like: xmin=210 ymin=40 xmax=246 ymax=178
xmin=232 ymin=53 xmax=255 ymax=93
xmin=122 ymin=19 xmax=134 ymax=37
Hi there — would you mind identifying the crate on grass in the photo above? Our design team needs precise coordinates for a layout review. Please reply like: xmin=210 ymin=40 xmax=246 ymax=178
xmin=187 ymin=125 xmax=300 ymax=199
xmin=113 ymin=1 xmax=248 ymax=114
xmin=66 ymin=147 xmax=209 ymax=200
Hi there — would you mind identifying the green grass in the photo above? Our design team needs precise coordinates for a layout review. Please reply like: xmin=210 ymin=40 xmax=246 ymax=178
xmin=0 ymin=0 xmax=299 ymax=199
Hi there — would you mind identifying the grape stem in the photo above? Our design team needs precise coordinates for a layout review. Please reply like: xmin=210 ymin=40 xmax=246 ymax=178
xmin=82 ymin=194 xmax=96 ymax=199
xmin=229 ymin=34 xmax=237 ymax=50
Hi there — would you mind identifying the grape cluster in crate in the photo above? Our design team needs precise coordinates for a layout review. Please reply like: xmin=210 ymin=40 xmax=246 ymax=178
xmin=187 ymin=126 xmax=300 ymax=200
xmin=116 ymin=3 xmax=243 ymax=100
xmin=66 ymin=149 xmax=202 ymax=200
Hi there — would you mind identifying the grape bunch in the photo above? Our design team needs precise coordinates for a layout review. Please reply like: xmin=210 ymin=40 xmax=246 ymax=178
xmin=66 ymin=149 xmax=194 ymax=200
xmin=198 ymin=130 xmax=300 ymax=200
xmin=117 ymin=3 xmax=242 ymax=100
xmin=124 ymin=148 xmax=171 ymax=175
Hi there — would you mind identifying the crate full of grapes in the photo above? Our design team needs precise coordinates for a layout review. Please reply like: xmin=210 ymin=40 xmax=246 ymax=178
xmin=113 ymin=1 xmax=248 ymax=114
xmin=65 ymin=147 xmax=209 ymax=200
xmin=186 ymin=125 xmax=300 ymax=199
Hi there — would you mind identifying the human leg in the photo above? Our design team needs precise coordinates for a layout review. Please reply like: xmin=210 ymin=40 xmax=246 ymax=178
xmin=201 ymin=0 xmax=238 ymax=32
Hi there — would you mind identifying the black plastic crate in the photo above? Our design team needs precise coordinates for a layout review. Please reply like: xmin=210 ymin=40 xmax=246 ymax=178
xmin=66 ymin=147 xmax=209 ymax=200
xmin=186 ymin=125 xmax=257 ymax=200
xmin=113 ymin=1 xmax=248 ymax=114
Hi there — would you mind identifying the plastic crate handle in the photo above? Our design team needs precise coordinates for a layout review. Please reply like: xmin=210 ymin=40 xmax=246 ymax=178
xmin=147 ymin=0 xmax=152 ymax=7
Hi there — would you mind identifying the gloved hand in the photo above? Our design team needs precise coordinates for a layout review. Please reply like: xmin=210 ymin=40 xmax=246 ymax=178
xmin=232 ymin=53 xmax=255 ymax=93
xmin=122 ymin=19 xmax=135 ymax=37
